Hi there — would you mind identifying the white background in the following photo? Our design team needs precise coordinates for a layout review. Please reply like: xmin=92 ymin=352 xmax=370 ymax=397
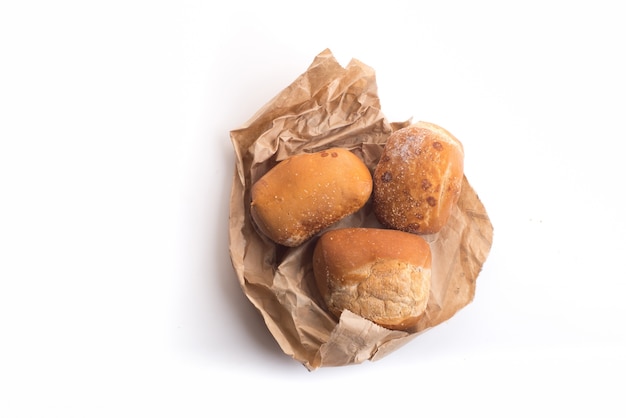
xmin=1 ymin=1 xmax=625 ymax=416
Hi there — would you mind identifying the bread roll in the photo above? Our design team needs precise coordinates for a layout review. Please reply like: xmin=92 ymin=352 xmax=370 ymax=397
xmin=250 ymin=148 xmax=372 ymax=247
xmin=313 ymin=228 xmax=431 ymax=330
xmin=373 ymin=121 xmax=464 ymax=235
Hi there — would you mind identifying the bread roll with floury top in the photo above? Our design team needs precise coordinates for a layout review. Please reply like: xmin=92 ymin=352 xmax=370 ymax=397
xmin=373 ymin=121 xmax=464 ymax=235
xmin=313 ymin=228 xmax=431 ymax=331
xmin=250 ymin=148 xmax=372 ymax=247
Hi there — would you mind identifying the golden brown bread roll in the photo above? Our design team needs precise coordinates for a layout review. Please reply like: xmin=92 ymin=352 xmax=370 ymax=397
xmin=250 ymin=148 xmax=372 ymax=247
xmin=373 ymin=121 xmax=464 ymax=235
xmin=313 ymin=228 xmax=431 ymax=330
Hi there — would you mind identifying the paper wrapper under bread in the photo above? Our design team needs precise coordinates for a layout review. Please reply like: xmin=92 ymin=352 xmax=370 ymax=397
xmin=228 ymin=49 xmax=493 ymax=370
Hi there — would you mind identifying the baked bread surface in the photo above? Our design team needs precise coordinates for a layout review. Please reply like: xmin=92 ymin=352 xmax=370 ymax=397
xmin=250 ymin=148 xmax=372 ymax=247
xmin=373 ymin=121 xmax=464 ymax=234
xmin=313 ymin=228 xmax=431 ymax=330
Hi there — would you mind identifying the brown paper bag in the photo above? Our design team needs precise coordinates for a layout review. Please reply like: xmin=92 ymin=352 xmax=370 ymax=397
xmin=228 ymin=49 xmax=493 ymax=370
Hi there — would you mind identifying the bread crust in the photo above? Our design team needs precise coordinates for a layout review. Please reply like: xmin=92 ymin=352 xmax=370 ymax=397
xmin=373 ymin=121 xmax=464 ymax=235
xmin=250 ymin=148 xmax=372 ymax=247
xmin=313 ymin=228 xmax=431 ymax=330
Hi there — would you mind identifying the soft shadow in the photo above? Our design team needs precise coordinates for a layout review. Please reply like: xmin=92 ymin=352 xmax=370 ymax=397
xmin=213 ymin=139 xmax=298 ymax=369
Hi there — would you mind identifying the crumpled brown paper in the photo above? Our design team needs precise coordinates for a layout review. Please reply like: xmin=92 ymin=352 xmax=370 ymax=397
xmin=228 ymin=49 xmax=493 ymax=370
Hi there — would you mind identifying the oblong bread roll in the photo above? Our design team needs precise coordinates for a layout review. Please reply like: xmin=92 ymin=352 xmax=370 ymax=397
xmin=250 ymin=148 xmax=372 ymax=247
xmin=373 ymin=121 xmax=464 ymax=235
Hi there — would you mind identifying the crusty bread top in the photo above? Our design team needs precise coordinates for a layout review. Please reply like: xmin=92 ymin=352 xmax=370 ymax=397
xmin=313 ymin=228 xmax=431 ymax=286
xmin=373 ymin=121 xmax=464 ymax=234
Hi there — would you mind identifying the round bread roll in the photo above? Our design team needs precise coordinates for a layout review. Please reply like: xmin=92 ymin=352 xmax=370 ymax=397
xmin=373 ymin=121 xmax=464 ymax=235
xmin=313 ymin=228 xmax=431 ymax=330
xmin=250 ymin=148 xmax=372 ymax=247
